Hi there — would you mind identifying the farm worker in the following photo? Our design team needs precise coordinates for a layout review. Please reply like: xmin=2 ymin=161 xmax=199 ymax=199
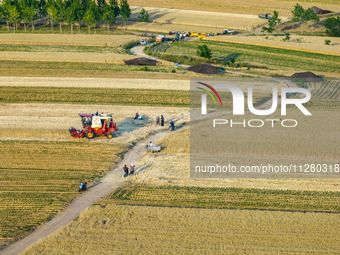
xmin=123 ymin=165 xmax=129 ymax=177
xmin=161 ymin=115 xmax=164 ymax=126
xmin=170 ymin=121 xmax=175 ymax=131
xmin=134 ymin=112 xmax=139 ymax=119
xmin=149 ymin=141 xmax=154 ymax=149
xmin=79 ymin=182 xmax=83 ymax=192
xmin=82 ymin=182 xmax=87 ymax=191
xmin=156 ymin=116 xmax=160 ymax=125
xmin=130 ymin=163 xmax=135 ymax=175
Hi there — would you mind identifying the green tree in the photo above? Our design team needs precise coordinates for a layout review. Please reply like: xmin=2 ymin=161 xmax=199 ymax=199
xmin=26 ymin=3 xmax=38 ymax=33
xmin=65 ymin=0 xmax=81 ymax=34
xmin=47 ymin=3 xmax=57 ymax=33
xmin=19 ymin=0 xmax=29 ymax=32
xmin=2 ymin=0 xmax=14 ymax=31
xmin=110 ymin=0 xmax=119 ymax=18
xmin=83 ymin=1 xmax=99 ymax=33
xmin=102 ymin=4 xmax=116 ymax=32
xmin=304 ymin=8 xmax=319 ymax=32
xmin=38 ymin=0 xmax=47 ymax=17
xmin=262 ymin=10 xmax=281 ymax=33
xmin=291 ymin=3 xmax=304 ymax=22
xmin=55 ymin=0 xmax=65 ymax=33
xmin=97 ymin=0 xmax=107 ymax=16
xmin=120 ymin=0 xmax=131 ymax=26
xmin=138 ymin=8 xmax=149 ymax=22
xmin=8 ymin=5 xmax=20 ymax=32
xmin=324 ymin=16 xmax=340 ymax=37
xmin=197 ymin=44 xmax=212 ymax=59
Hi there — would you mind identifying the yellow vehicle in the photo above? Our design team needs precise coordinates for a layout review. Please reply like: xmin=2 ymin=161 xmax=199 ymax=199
xmin=190 ymin=32 xmax=206 ymax=38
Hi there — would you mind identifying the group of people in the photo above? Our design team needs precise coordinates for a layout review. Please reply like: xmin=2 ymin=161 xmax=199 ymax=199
xmin=78 ymin=182 xmax=87 ymax=192
xmin=123 ymin=163 xmax=135 ymax=177
xmin=155 ymin=115 xmax=165 ymax=126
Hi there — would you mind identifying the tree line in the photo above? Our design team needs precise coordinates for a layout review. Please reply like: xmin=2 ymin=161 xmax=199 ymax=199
xmin=0 ymin=0 xmax=134 ymax=33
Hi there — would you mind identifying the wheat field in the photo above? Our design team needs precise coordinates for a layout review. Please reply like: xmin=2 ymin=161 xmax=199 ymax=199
xmin=128 ymin=0 xmax=340 ymax=15
xmin=0 ymin=34 xmax=141 ymax=47
xmin=205 ymin=35 xmax=340 ymax=55
xmin=22 ymin=204 xmax=340 ymax=254
xmin=0 ymin=51 xmax=137 ymax=64
xmin=0 ymin=77 xmax=189 ymax=90
xmin=127 ymin=6 xmax=267 ymax=32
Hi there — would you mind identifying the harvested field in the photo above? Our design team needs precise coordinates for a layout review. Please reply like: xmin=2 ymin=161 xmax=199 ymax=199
xmin=0 ymin=34 xmax=141 ymax=47
xmin=205 ymin=35 xmax=340 ymax=56
xmin=128 ymin=0 xmax=340 ymax=16
xmin=127 ymin=6 xmax=267 ymax=31
xmin=308 ymin=79 xmax=340 ymax=100
xmin=0 ymin=103 xmax=190 ymax=140
xmin=0 ymin=51 xmax=136 ymax=64
xmin=22 ymin=204 xmax=340 ymax=254
xmin=130 ymin=90 xmax=339 ymax=191
xmin=0 ymin=77 xmax=190 ymax=90
xmin=0 ymin=44 xmax=122 ymax=53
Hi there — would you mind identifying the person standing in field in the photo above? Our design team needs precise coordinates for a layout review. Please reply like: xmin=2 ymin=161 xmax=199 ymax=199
xmin=156 ymin=116 xmax=160 ymax=125
xmin=130 ymin=163 xmax=135 ymax=175
xmin=123 ymin=165 xmax=129 ymax=177
xmin=161 ymin=115 xmax=164 ymax=126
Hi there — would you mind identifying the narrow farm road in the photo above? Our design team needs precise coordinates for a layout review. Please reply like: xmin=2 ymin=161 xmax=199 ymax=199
xmin=0 ymin=129 xmax=170 ymax=255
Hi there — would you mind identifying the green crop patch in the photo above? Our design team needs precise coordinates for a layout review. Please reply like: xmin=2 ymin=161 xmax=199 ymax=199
xmin=0 ymin=86 xmax=190 ymax=107
xmin=100 ymin=185 xmax=340 ymax=213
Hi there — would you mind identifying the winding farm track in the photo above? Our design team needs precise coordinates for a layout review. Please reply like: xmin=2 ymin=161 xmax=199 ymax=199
xmin=0 ymin=129 xmax=169 ymax=255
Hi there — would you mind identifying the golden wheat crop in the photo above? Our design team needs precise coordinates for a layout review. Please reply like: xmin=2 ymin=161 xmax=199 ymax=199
xmin=0 ymin=51 xmax=137 ymax=64
xmin=0 ymin=77 xmax=190 ymax=90
xmin=0 ymin=140 xmax=123 ymax=248
xmin=0 ymin=34 xmax=141 ymax=47
xmin=22 ymin=204 xmax=340 ymax=254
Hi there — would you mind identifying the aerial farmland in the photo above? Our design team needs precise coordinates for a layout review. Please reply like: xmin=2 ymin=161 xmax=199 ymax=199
xmin=0 ymin=0 xmax=339 ymax=254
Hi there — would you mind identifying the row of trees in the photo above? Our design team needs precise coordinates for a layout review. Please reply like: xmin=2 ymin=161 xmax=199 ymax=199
xmin=0 ymin=0 xmax=134 ymax=33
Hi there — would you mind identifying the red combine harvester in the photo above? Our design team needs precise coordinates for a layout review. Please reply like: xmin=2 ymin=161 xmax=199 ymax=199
xmin=69 ymin=113 xmax=118 ymax=139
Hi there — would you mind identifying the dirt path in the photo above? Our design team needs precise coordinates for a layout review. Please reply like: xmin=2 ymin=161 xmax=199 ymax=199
xmin=0 ymin=129 xmax=170 ymax=255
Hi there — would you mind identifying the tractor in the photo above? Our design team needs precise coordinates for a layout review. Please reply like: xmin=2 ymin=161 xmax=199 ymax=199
xmin=69 ymin=112 xmax=118 ymax=139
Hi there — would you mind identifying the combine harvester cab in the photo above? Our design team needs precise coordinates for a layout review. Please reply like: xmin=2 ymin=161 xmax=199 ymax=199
xmin=69 ymin=113 xmax=118 ymax=139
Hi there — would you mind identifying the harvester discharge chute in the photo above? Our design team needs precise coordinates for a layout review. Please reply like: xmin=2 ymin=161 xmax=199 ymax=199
xmin=69 ymin=113 xmax=118 ymax=139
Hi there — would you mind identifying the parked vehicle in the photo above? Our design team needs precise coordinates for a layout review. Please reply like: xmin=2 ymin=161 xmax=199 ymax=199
xmin=258 ymin=13 xmax=273 ymax=19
